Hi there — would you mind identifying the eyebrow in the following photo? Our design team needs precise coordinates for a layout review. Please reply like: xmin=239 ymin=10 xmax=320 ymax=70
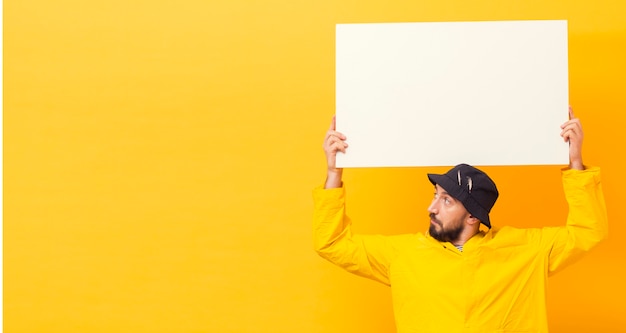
xmin=434 ymin=186 xmax=456 ymax=202
xmin=434 ymin=186 xmax=452 ymax=197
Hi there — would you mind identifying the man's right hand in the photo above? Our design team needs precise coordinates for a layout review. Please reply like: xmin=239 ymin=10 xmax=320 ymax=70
xmin=323 ymin=116 xmax=348 ymax=188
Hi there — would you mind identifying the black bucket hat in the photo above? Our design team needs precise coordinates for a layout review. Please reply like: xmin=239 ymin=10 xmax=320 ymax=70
xmin=427 ymin=164 xmax=499 ymax=228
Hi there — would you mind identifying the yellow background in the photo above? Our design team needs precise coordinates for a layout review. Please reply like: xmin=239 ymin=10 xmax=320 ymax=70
xmin=4 ymin=0 xmax=626 ymax=332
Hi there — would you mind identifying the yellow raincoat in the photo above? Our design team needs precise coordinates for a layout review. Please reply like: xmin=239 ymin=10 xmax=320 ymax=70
xmin=313 ymin=167 xmax=607 ymax=333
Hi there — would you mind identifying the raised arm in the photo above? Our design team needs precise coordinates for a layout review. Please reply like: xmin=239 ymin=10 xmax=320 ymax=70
xmin=314 ymin=116 xmax=401 ymax=285
xmin=547 ymin=107 xmax=608 ymax=273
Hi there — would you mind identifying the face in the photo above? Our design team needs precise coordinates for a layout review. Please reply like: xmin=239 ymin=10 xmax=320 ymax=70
xmin=428 ymin=184 xmax=471 ymax=243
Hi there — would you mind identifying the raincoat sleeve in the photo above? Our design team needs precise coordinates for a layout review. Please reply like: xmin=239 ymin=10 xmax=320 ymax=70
xmin=545 ymin=166 xmax=608 ymax=274
xmin=312 ymin=185 xmax=401 ymax=286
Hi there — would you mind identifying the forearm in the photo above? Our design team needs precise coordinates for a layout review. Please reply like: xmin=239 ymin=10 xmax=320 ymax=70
xmin=313 ymin=187 xmax=343 ymax=248
xmin=548 ymin=167 xmax=608 ymax=272
xmin=563 ymin=167 xmax=608 ymax=246
xmin=324 ymin=169 xmax=343 ymax=189
xmin=569 ymin=158 xmax=584 ymax=171
xmin=312 ymin=185 xmax=393 ymax=284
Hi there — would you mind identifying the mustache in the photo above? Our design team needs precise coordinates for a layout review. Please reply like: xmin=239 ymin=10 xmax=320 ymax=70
xmin=429 ymin=213 xmax=442 ymax=226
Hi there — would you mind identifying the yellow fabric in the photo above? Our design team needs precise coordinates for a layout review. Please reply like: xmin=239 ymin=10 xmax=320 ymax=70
xmin=313 ymin=167 xmax=608 ymax=333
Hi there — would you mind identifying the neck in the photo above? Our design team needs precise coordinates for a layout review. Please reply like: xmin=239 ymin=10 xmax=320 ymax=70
xmin=452 ymin=227 xmax=481 ymax=246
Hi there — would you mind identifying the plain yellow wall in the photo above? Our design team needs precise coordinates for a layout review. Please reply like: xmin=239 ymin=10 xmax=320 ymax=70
xmin=4 ymin=0 xmax=626 ymax=332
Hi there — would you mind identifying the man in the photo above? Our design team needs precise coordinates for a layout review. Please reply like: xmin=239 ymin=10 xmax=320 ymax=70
xmin=312 ymin=109 xmax=607 ymax=332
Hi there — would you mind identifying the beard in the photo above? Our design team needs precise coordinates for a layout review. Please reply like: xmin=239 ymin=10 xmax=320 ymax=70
xmin=428 ymin=213 xmax=465 ymax=243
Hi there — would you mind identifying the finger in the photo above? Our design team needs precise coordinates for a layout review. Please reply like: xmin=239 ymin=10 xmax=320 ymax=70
xmin=561 ymin=124 xmax=583 ymax=143
xmin=560 ymin=117 xmax=581 ymax=130
xmin=325 ymin=130 xmax=347 ymax=141
xmin=561 ymin=129 xmax=571 ymax=142
xmin=325 ymin=133 xmax=348 ymax=149
xmin=324 ymin=132 xmax=336 ymax=147
xmin=331 ymin=137 xmax=349 ymax=150
xmin=560 ymin=119 xmax=581 ymax=131
xmin=560 ymin=125 xmax=579 ymax=139
xmin=324 ymin=134 xmax=336 ymax=147
xmin=332 ymin=141 xmax=348 ymax=153
xmin=561 ymin=129 xmax=581 ymax=143
xmin=562 ymin=118 xmax=583 ymax=132
xmin=329 ymin=115 xmax=336 ymax=131
xmin=561 ymin=106 xmax=577 ymax=128
xmin=326 ymin=134 xmax=348 ymax=148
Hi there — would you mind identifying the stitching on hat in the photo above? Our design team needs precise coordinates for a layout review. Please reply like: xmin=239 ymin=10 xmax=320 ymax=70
xmin=457 ymin=170 xmax=461 ymax=186
xmin=466 ymin=176 xmax=472 ymax=193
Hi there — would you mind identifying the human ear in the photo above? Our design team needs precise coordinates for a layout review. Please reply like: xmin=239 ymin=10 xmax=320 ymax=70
xmin=467 ymin=215 xmax=480 ymax=225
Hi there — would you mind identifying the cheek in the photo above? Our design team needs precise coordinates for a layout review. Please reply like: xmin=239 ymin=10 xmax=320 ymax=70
xmin=442 ymin=207 xmax=465 ymax=224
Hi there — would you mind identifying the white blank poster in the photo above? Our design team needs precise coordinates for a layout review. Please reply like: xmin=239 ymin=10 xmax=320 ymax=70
xmin=335 ymin=20 xmax=569 ymax=167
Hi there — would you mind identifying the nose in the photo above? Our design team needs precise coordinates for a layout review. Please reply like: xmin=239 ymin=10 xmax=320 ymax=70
xmin=428 ymin=199 xmax=438 ymax=214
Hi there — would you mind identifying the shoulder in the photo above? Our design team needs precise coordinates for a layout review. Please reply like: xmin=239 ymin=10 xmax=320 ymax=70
xmin=489 ymin=226 xmax=544 ymax=245
xmin=380 ymin=233 xmax=431 ymax=251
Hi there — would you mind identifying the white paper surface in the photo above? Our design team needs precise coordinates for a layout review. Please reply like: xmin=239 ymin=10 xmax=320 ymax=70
xmin=335 ymin=20 xmax=570 ymax=167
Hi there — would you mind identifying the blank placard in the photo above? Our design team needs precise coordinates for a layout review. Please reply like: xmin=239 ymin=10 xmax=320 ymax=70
xmin=335 ymin=20 xmax=569 ymax=167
